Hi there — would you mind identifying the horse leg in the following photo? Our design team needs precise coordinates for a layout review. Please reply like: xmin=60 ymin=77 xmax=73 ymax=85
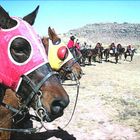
xmin=105 ymin=53 xmax=109 ymax=62
xmin=130 ymin=54 xmax=133 ymax=61
xmin=99 ymin=54 xmax=102 ymax=63
xmin=115 ymin=54 xmax=119 ymax=64
xmin=124 ymin=54 xmax=127 ymax=61
xmin=88 ymin=56 xmax=91 ymax=65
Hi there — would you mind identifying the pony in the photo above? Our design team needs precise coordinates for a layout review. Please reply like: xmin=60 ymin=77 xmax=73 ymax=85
xmin=80 ymin=48 xmax=98 ymax=66
xmin=94 ymin=42 xmax=104 ymax=63
xmin=0 ymin=5 xmax=69 ymax=140
xmin=116 ymin=44 xmax=125 ymax=60
xmin=104 ymin=43 xmax=124 ymax=64
xmin=42 ymin=28 xmax=83 ymax=82
xmin=124 ymin=46 xmax=136 ymax=61
xmin=11 ymin=27 xmax=81 ymax=140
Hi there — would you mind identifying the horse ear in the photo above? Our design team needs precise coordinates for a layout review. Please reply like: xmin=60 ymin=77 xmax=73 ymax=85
xmin=23 ymin=5 xmax=39 ymax=25
xmin=48 ymin=27 xmax=61 ymax=44
xmin=0 ymin=6 xmax=17 ymax=29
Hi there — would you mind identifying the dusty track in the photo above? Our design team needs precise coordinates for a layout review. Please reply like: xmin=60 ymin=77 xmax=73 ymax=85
xmin=34 ymin=54 xmax=140 ymax=140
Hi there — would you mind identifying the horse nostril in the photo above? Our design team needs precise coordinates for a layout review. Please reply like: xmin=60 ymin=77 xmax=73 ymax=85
xmin=51 ymin=100 xmax=67 ymax=115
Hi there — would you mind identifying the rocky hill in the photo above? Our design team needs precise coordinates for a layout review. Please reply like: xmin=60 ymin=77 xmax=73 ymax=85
xmin=66 ymin=22 xmax=140 ymax=47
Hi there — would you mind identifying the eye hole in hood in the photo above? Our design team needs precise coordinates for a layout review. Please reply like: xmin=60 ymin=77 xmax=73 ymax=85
xmin=9 ymin=37 xmax=32 ymax=64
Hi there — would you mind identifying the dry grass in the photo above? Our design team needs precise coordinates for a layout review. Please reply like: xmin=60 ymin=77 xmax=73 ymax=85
xmin=34 ymin=54 xmax=140 ymax=140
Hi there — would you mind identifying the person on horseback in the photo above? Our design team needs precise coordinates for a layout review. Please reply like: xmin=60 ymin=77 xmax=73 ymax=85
xmin=126 ymin=45 xmax=132 ymax=55
xmin=74 ymin=39 xmax=82 ymax=57
xmin=75 ymin=39 xmax=80 ymax=50
xmin=109 ymin=42 xmax=117 ymax=54
xmin=67 ymin=35 xmax=75 ymax=51
xmin=67 ymin=35 xmax=78 ymax=58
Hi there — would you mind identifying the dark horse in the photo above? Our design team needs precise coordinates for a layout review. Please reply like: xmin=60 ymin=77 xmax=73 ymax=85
xmin=104 ymin=43 xmax=125 ymax=64
xmin=0 ymin=6 xmax=69 ymax=140
xmin=80 ymin=47 xmax=99 ymax=66
xmin=42 ymin=28 xmax=83 ymax=81
xmin=124 ymin=47 xmax=136 ymax=62
xmin=94 ymin=42 xmax=104 ymax=63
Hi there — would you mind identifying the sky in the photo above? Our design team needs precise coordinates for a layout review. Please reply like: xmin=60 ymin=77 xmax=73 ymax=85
xmin=1 ymin=0 xmax=140 ymax=35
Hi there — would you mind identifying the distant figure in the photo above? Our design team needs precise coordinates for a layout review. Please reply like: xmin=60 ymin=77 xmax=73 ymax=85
xmin=75 ymin=39 xmax=80 ymax=50
xmin=81 ymin=42 xmax=87 ymax=50
xmin=95 ymin=42 xmax=101 ymax=50
xmin=126 ymin=45 xmax=134 ymax=54
xmin=67 ymin=35 xmax=75 ymax=51
xmin=109 ymin=42 xmax=117 ymax=54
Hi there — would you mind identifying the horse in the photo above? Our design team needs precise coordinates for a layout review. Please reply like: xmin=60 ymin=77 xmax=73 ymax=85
xmin=0 ymin=5 xmax=69 ymax=140
xmin=42 ymin=27 xmax=83 ymax=81
xmin=10 ymin=27 xmax=81 ymax=140
xmin=80 ymin=47 xmax=98 ymax=66
xmin=94 ymin=42 xmax=104 ymax=63
xmin=104 ymin=43 xmax=124 ymax=64
xmin=124 ymin=48 xmax=136 ymax=62
xmin=116 ymin=44 xmax=125 ymax=60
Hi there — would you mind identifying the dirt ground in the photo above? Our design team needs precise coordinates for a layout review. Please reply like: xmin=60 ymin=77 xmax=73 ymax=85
xmin=33 ymin=53 xmax=140 ymax=140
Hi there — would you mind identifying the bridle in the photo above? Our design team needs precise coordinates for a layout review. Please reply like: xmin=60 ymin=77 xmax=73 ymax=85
xmin=0 ymin=63 xmax=59 ymax=133
xmin=59 ymin=56 xmax=81 ymax=83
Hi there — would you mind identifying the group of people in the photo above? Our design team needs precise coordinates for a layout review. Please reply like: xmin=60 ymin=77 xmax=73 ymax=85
xmin=67 ymin=35 xmax=81 ymax=51
xmin=109 ymin=42 xmax=135 ymax=55
xmin=66 ymin=34 xmax=135 ymax=58
xmin=67 ymin=35 xmax=81 ymax=58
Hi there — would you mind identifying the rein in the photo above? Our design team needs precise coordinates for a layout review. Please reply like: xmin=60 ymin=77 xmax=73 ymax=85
xmin=60 ymin=74 xmax=80 ymax=129
xmin=33 ymin=72 xmax=80 ymax=132
xmin=0 ymin=72 xmax=80 ymax=134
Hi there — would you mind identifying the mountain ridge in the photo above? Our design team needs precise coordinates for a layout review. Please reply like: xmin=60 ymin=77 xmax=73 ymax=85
xmin=66 ymin=22 xmax=140 ymax=46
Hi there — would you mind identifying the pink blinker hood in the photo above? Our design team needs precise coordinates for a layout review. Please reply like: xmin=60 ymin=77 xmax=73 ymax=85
xmin=0 ymin=17 xmax=48 ymax=91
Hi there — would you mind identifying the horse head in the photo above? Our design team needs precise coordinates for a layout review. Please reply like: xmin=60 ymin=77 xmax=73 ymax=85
xmin=0 ymin=5 xmax=69 ymax=122
xmin=42 ymin=27 xmax=83 ymax=81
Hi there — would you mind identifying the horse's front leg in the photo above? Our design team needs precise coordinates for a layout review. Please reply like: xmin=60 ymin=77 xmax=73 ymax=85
xmin=131 ymin=55 xmax=133 ymax=61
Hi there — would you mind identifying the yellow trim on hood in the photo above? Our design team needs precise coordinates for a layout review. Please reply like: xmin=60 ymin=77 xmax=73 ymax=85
xmin=48 ymin=40 xmax=73 ymax=70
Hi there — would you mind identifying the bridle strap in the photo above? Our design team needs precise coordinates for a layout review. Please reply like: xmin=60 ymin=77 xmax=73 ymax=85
xmin=21 ymin=71 xmax=58 ymax=108
xmin=0 ymin=71 xmax=59 ymax=133
xmin=59 ymin=73 xmax=80 ymax=129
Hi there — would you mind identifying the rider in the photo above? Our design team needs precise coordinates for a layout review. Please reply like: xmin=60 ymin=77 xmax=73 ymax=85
xmin=109 ymin=42 xmax=117 ymax=54
xmin=67 ymin=35 xmax=76 ymax=53
xmin=95 ymin=42 xmax=101 ymax=51
xmin=67 ymin=35 xmax=78 ymax=58
xmin=117 ymin=43 xmax=122 ymax=52
xmin=74 ymin=39 xmax=82 ymax=57
xmin=75 ymin=39 xmax=80 ymax=50
xmin=126 ymin=45 xmax=133 ymax=54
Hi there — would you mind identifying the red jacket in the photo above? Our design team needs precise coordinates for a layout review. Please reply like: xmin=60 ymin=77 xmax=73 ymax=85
xmin=67 ymin=40 xmax=74 ymax=49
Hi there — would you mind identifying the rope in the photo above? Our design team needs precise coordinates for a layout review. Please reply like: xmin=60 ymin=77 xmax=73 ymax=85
xmin=59 ymin=73 xmax=80 ymax=129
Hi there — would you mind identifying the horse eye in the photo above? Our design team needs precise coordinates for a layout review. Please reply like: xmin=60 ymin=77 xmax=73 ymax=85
xmin=9 ymin=37 xmax=31 ymax=63
xmin=53 ymin=39 xmax=61 ymax=45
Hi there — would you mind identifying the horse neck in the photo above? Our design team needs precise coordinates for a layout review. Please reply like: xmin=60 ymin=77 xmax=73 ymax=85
xmin=42 ymin=37 xmax=49 ymax=55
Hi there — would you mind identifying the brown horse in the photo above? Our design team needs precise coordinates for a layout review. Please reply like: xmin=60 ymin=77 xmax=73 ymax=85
xmin=124 ymin=46 xmax=136 ymax=61
xmin=94 ymin=42 xmax=104 ymax=63
xmin=42 ymin=27 xmax=83 ymax=81
xmin=0 ymin=6 xmax=69 ymax=140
